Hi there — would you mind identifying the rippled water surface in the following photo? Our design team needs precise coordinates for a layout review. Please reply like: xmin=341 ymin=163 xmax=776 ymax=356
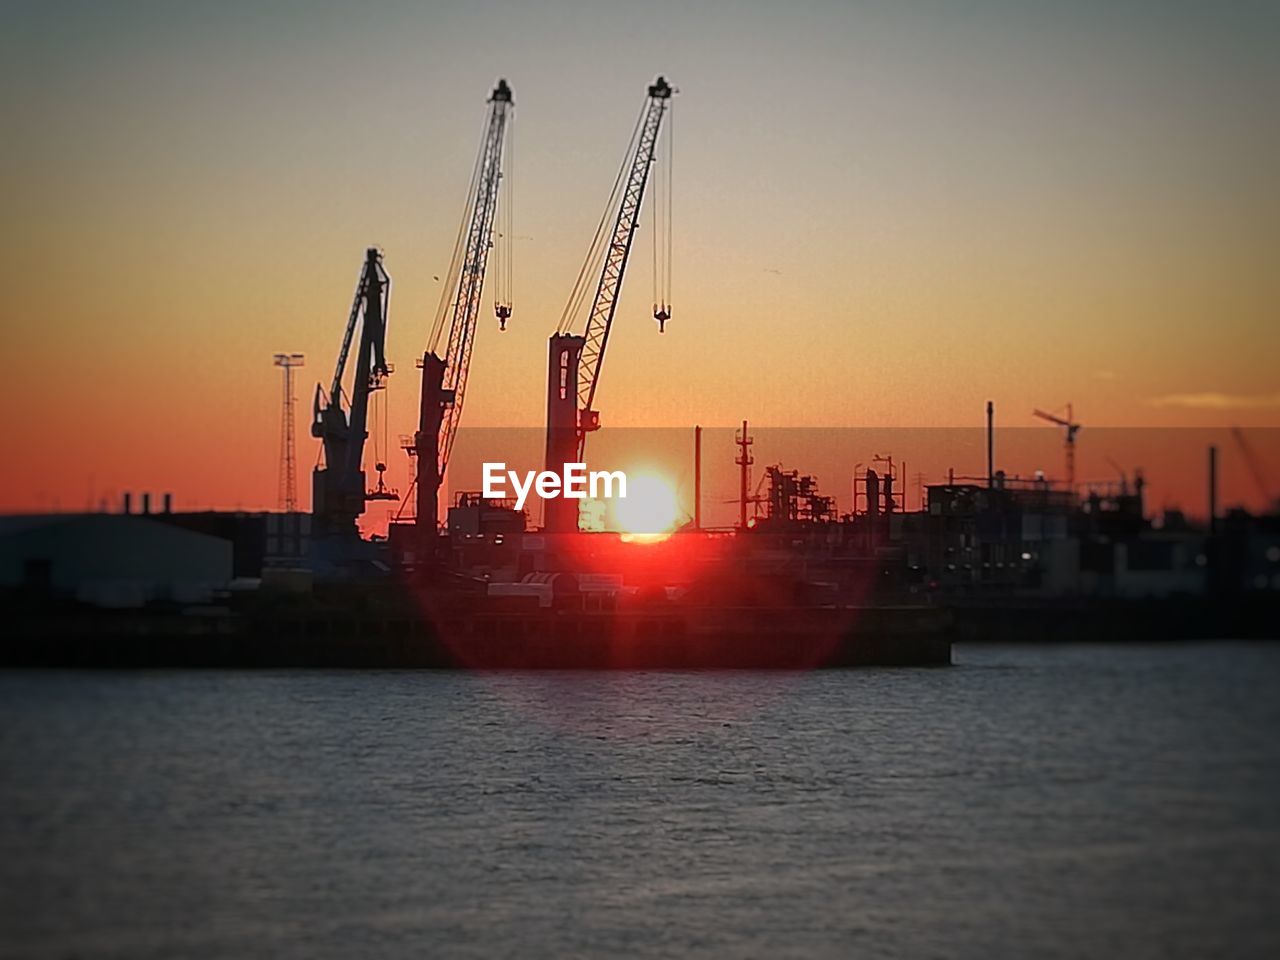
xmin=2 ymin=643 xmax=1279 ymax=959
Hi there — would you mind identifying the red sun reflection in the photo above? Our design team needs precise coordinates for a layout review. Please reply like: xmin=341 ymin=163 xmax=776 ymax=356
xmin=611 ymin=472 xmax=681 ymax=541
xmin=406 ymin=530 xmax=859 ymax=679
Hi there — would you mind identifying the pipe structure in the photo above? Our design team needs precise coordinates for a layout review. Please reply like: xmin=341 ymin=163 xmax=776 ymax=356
xmin=986 ymin=400 xmax=995 ymax=488
xmin=694 ymin=425 xmax=702 ymax=530
xmin=1208 ymin=445 xmax=1218 ymax=535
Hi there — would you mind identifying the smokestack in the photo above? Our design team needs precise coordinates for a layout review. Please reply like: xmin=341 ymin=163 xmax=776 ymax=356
xmin=142 ymin=492 xmax=152 ymax=515
xmin=866 ymin=470 xmax=880 ymax=519
xmin=986 ymin=400 xmax=995 ymax=488
xmin=163 ymin=492 xmax=173 ymax=514
xmin=694 ymin=426 xmax=702 ymax=530
xmin=1208 ymin=445 xmax=1218 ymax=535
xmin=122 ymin=492 xmax=132 ymax=515
xmin=884 ymin=471 xmax=895 ymax=514
xmin=736 ymin=421 xmax=752 ymax=530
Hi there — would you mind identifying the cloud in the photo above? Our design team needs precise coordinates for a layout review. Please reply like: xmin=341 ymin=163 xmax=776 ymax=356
xmin=1147 ymin=392 xmax=1280 ymax=410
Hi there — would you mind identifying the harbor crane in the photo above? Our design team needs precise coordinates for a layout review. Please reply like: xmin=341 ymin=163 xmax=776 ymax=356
xmin=411 ymin=79 xmax=514 ymax=535
xmin=544 ymin=76 xmax=675 ymax=532
xmin=311 ymin=247 xmax=393 ymax=535
xmin=1232 ymin=427 xmax=1279 ymax=511
xmin=1033 ymin=404 xmax=1082 ymax=491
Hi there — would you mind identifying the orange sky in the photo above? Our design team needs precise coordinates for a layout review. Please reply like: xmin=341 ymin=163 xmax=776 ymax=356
xmin=1 ymin=1 xmax=1277 ymax=519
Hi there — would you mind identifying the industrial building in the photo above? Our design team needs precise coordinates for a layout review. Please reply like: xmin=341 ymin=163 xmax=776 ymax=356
xmin=0 ymin=514 xmax=232 ymax=608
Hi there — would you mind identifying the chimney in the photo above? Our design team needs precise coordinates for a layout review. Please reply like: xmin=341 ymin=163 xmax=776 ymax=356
xmin=142 ymin=492 xmax=152 ymax=515
xmin=122 ymin=492 xmax=132 ymax=514
xmin=1208 ymin=445 xmax=1218 ymax=535
xmin=986 ymin=400 xmax=995 ymax=488
xmin=163 ymin=492 xmax=173 ymax=514
xmin=693 ymin=426 xmax=702 ymax=531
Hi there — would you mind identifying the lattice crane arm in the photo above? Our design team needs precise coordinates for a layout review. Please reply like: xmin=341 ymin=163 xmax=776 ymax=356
xmin=1033 ymin=407 xmax=1081 ymax=438
xmin=430 ymin=79 xmax=514 ymax=476
xmin=1232 ymin=426 xmax=1275 ymax=504
xmin=565 ymin=77 xmax=674 ymax=458
xmin=1033 ymin=409 xmax=1068 ymax=428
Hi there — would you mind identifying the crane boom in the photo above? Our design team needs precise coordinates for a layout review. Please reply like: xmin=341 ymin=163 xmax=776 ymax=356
xmin=574 ymin=76 xmax=673 ymax=430
xmin=542 ymin=77 xmax=674 ymax=533
xmin=413 ymin=79 xmax=514 ymax=534
xmin=1232 ymin=427 xmax=1277 ymax=507
xmin=433 ymin=78 xmax=513 ymax=472
xmin=1033 ymin=408 xmax=1070 ymax=428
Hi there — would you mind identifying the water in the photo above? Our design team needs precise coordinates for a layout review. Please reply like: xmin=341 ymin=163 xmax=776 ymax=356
xmin=2 ymin=643 xmax=1279 ymax=959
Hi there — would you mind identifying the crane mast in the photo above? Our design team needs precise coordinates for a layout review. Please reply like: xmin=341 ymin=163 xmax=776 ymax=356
xmin=544 ymin=76 xmax=674 ymax=532
xmin=413 ymin=79 xmax=514 ymax=536
xmin=1033 ymin=404 xmax=1082 ymax=491
xmin=311 ymin=247 xmax=392 ymax=535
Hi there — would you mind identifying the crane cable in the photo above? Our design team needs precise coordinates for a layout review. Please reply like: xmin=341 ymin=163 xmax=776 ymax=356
xmin=494 ymin=113 xmax=515 ymax=316
xmin=367 ymin=378 xmax=387 ymax=472
xmin=381 ymin=378 xmax=390 ymax=468
xmin=652 ymin=98 xmax=673 ymax=318
xmin=556 ymin=100 xmax=648 ymax=336
xmin=665 ymin=98 xmax=673 ymax=315
xmin=428 ymin=108 xmax=491 ymax=354
xmin=651 ymin=119 xmax=659 ymax=311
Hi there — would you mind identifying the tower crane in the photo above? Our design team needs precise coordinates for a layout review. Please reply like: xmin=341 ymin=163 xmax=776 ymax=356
xmin=1033 ymin=404 xmax=1082 ymax=491
xmin=544 ymin=76 xmax=675 ymax=533
xmin=311 ymin=247 xmax=392 ymax=535
xmin=411 ymin=79 xmax=514 ymax=535
xmin=1232 ymin=427 xmax=1279 ymax=512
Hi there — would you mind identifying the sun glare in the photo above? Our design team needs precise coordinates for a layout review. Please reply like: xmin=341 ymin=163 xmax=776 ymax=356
xmin=612 ymin=472 xmax=681 ymax=538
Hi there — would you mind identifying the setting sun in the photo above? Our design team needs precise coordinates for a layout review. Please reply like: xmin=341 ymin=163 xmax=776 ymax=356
xmin=612 ymin=472 xmax=681 ymax=537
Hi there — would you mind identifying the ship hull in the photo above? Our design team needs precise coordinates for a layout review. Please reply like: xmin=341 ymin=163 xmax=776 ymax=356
xmin=5 ymin=605 xmax=952 ymax=669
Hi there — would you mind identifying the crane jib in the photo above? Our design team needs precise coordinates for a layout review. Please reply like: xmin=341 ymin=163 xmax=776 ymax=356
xmin=434 ymin=87 xmax=513 ymax=476
xmin=577 ymin=83 xmax=673 ymax=432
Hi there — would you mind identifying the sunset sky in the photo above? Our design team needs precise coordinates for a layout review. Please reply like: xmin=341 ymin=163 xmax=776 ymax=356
xmin=1 ymin=0 xmax=1277 ymax=519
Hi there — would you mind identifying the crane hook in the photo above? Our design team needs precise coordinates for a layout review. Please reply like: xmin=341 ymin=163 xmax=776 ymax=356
xmin=495 ymin=303 xmax=511 ymax=331
xmin=653 ymin=304 xmax=670 ymax=333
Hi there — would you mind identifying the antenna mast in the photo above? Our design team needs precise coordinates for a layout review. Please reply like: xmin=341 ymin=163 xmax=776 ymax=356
xmin=274 ymin=353 xmax=305 ymax=511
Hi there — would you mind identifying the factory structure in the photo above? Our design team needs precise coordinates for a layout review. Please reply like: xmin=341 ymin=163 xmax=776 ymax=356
xmin=3 ymin=76 xmax=1279 ymax=661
